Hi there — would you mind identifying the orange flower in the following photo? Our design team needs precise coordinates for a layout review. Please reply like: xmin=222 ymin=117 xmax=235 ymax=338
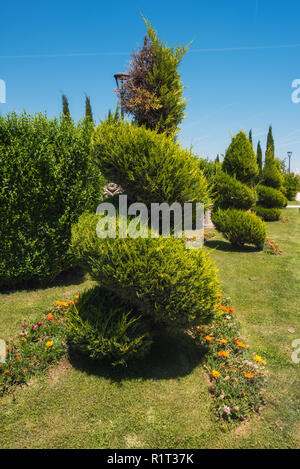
xmin=205 ymin=335 xmax=213 ymax=342
xmin=217 ymin=293 xmax=223 ymax=298
xmin=241 ymin=390 xmax=247 ymax=397
xmin=218 ymin=350 xmax=230 ymax=357
xmin=244 ymin=371 xmax=255 ymax=379
xmin=55 ymin=301 xmax=69 ymax=307
xmin=46 ymin=313 xmax=54 ymax=321
xmin=211 ymin=370 xmax=220 ymax=379
xmin=234 ymin=339 xmax=246 ymax=348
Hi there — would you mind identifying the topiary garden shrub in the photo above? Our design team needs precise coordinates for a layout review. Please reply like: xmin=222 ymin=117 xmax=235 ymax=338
xmin=256 ymin=184 xmax=287 ymax=209
xmin=92 ymin=119 xmax=210 ymax=208
xmin=0 ymin=112 xmax=104 ymax=288
xmin=214 ymin=171 xmax=257 ymax=210
xmin=71 ymin=212 xmax=220 ymax=328
xmin=211 ymin=208 xmax=266 ymax=249
xmin=252 ymin=205 xmax=281 ymax=222
xmin=66 ymin=287 xmax=152 ymax=366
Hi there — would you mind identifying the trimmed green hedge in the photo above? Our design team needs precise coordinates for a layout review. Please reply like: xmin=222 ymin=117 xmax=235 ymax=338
xmin=71 ymin=212 xmax=220 ymax=328
xmin=211 ymin=208 xmax=266 ymax=250
xmin=0 ymin=112 xmax=104 ymax=288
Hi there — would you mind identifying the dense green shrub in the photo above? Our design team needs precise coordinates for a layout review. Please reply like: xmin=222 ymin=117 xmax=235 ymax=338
xmin=214 ymin=172 xmax=257 ymax=210
xmin=262 ymin=160 xmax=283 ymax=189
xmin=256 ymin=184 xmax=287 ymax=208
xmin=222 ymin=131 xmax=259 ymax=186
xmin=211 ymin=208 xmax=266 ymax=249
xmin=252 ymin=205 xmax=281 ymax=221
xmin=92 ymin=119 xmax=210 ymax=208
xmin=0 ymin=112 xmax=104 ymax=288
xmin=66 ymin=287 xmax=152 ymax=365
xmin=283 ymin=173 xmax=298 ymax=201
xmin=71 ymin=212 xmax=219 ymax=328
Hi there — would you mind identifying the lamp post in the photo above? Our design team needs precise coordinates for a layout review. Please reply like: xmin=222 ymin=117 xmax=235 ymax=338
xmin=287 ymin=151 xmax=292 ymax=174
xmin=114 ymin=72 xmax=129 ymax=116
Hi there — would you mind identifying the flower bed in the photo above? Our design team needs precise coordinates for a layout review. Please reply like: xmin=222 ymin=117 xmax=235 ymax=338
xmin=193 ymin=296 xmax=267 ymax=421
xmin=0 ymin=299 xmax=78 ymax=396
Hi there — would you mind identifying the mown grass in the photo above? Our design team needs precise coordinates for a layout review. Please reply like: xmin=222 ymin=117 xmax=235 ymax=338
xmin=0 ymin=208 xmax=299 ymax=449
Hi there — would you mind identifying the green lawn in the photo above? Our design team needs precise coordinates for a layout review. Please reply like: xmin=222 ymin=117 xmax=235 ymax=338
xmin=0 ymin=208 xmax=300 ymax=449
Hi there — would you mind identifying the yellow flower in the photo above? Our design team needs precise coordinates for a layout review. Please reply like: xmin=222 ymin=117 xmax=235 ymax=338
xmin=45 ymin=341 xmax=54 ymax=349
xmin=218 ymin=338 xmax=228 ymax=344
xmin=254 ymin=354 xmax=266 ymax=365
xmin=211 ymin=370 xmax=221 ymax=379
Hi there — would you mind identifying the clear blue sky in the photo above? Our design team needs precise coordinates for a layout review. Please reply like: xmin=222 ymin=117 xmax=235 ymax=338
xmin=1 ymin=0 xmax=300 ymax=170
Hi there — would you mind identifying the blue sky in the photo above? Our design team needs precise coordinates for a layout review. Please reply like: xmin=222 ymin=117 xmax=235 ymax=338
xmin=1 ymin=0 xmax=300 ymax=170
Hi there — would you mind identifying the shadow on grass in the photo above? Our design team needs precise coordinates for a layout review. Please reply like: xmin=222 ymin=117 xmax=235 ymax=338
xmin=69 ymin=330 xmax=208 ymax=384
xmin=0 ymin=269 xmax=86 ymax=295
xmin=205 ymin=239 xmax=260 ymax=253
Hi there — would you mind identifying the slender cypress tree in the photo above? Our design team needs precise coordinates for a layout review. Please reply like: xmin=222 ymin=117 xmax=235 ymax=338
xmin=85 ymin=94 xmax=93 ymax=122
xmin=215 ymin=154 xmax=220 ymax=163
xmin=248 ymin=129 xmax=252 ymax=145
xmin=265 ymin=125 xmax=274 ymax=161
xmin=257 ymin=140 xmax=263 ymax=174
xmin=62 ymin=94 xmax=70 ymax=118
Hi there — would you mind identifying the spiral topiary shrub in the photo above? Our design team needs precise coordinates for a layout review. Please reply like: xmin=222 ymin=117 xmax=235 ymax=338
xmin=211 ymin=208 xmax=266 ymax=250
xmin=66 ymin=287 xmax=152 ymax=365
xmin=91 ymin=119 xmax=210 ymax=208
xmin=214 ymin=171 xmax=257 ymax=210
xmin=71 ymin=212 xmax=220 ymax=328
xmin=256 ymin=185 xmax=287 ymax=209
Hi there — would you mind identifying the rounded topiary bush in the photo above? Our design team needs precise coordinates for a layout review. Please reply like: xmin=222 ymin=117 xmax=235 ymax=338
xmin=211 ymin=208 xmax=266 ymax=249
xmin=0 ymin=112 xmax=104 ymax=288
xmin=256 ymin=185 xmax=287 ymax=209
xmin=253 ymin=205 xmax=281 ymax=221
xmin=214 ymin=171 xmax=257 ymax=210
xmin=222 ymin=131 xmax=259 ymax=186
xmin=92 ymin=119 xmax=210 ymax=207
xmin=66 ymin=287 xmax=152 ymax=365
xmin=71 ymin=212 xmax=220 ymax=328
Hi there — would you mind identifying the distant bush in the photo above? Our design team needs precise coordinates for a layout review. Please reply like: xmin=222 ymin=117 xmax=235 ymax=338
xmin=214 ymin=172 xmax=257 ymax=210
xmin=211 ymin=208 xmax=266 ymax=250
xmin=283 ymin=173 xmax=298 ymax=201
xmin=71 ymin=212 xmax=220 ymax=328
xmin=92 ymin=119 xmax=210 ymax=208
xmin=253 ymin=205 xmax=281 ymax=221
xmin=66 ymin=287 xmax=152 ymax=366
xmin=256 ymin=185 xmax=287 ymax=209
xmin=222 ymin=131 xmax=259 ymax=186
xmin=0 ymin=112 xmax=104 ymax=288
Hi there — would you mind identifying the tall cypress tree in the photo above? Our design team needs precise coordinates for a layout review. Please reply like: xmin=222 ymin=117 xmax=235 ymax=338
xmin=62 ymin=94 xmax=70 ymax=118
xmin=85 ymin=94 xmax=93 ymax=122
xmin=265 ymin=125 xmax=274 ymax=161
xmin=248 ymin=129 xmax=252 ymax=145
xmin=257 ymin=140 xmax=263 ymax=174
